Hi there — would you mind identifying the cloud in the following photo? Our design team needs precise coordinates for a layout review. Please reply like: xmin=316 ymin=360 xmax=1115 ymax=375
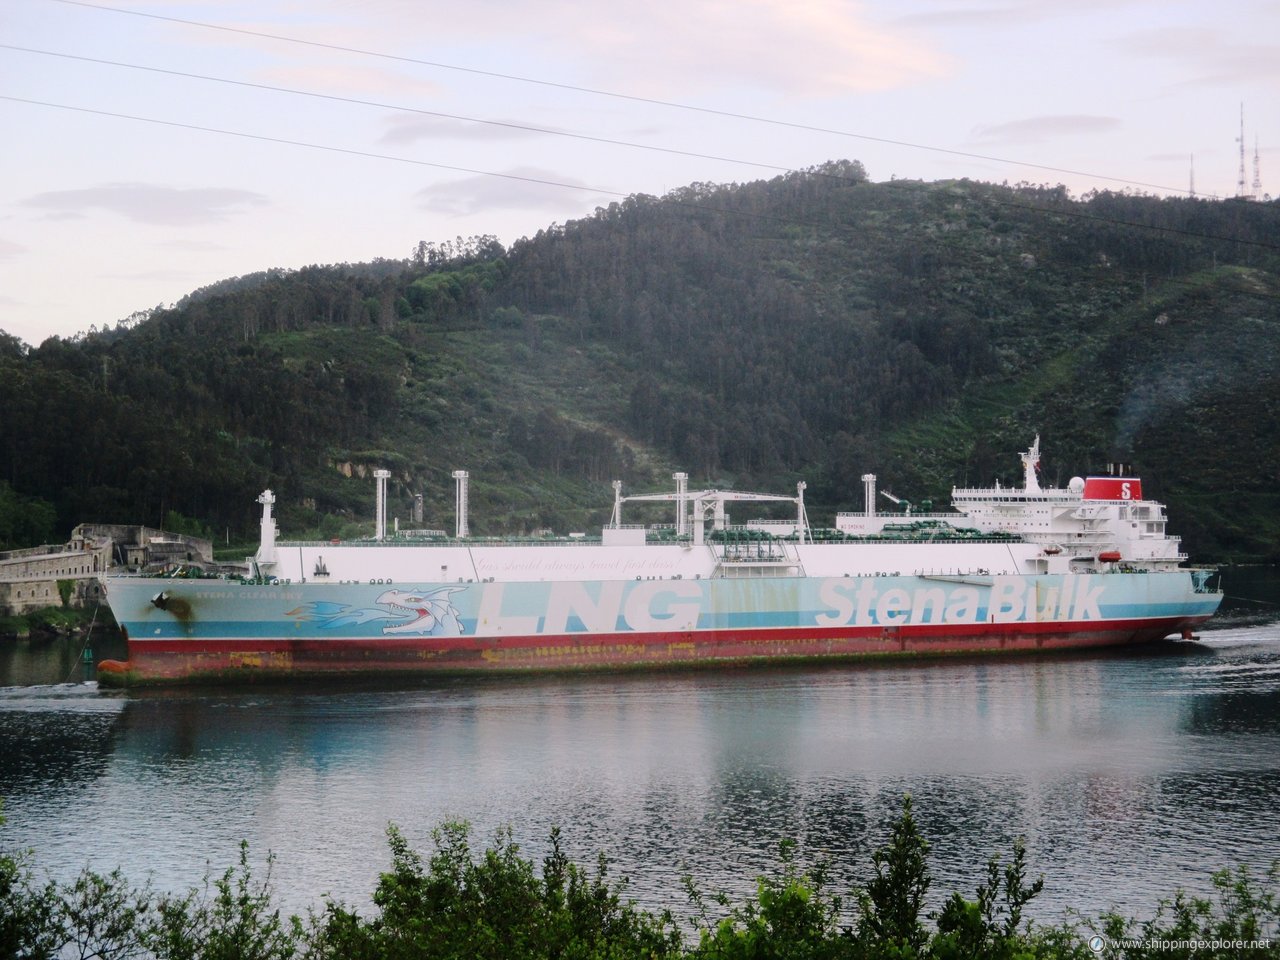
xmin=0 ymin=239 xmax=26 ymax=260
xmin=971 ymin=115 xmax=1120 ymax=145
xmin=893 ymin=2 xmax=1042 ymax=29
xmin=258 ymin=63 xmax=444 ymax=99
xmin=381 ymin=114 xmax=547 ymax=145
xmin=415 ymin=167 xmax=611 ymax=215
xmin=574 ymin=0 xmax=950 ymax=96
xmin=1120 ymin=27 xmax=1280 ymax=85
xmin=893 ymin=0 xmax=1132 ymax=29
xmin=112 ymin=268 xmax=203 ymax=283
xmin=327 ymin=0 xmax=949 ymax=97
xmin=20 ymin=183 xmax=270 ymax=226
xmin=163 ymin=239 xmax=228 ymax=253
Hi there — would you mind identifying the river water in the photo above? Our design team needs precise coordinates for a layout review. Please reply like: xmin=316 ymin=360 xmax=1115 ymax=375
xmin=1 ymin=568 xmax=1278 ymax=929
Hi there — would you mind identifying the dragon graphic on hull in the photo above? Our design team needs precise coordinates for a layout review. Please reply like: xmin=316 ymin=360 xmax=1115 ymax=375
xmin=286 ymin=586 xmax=466 ymax=636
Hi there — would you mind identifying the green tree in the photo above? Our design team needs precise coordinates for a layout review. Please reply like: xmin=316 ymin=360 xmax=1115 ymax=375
xmin=930 ymin=838 xmax=1044 ymax=960
xmin=308 ymin=822 xmax=681 ymax=960
xmin=145 ymin=841 xmax=297 ymax=960
xmin=54 ymin=867 xmax=151 ymax=960
xmin=0 ymin=482 xmax=57 ymax=550
xmin=687 ymin=838 xmax=846 ymax=960
xmin=853 ymin=795 xmax=931 ymax=957
xmin=0 ymin=803 xmax=62 ymax=959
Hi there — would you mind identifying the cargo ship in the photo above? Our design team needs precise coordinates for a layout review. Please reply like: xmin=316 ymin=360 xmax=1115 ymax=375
xmin=99 ymin=439 xmax=1222 ymax=683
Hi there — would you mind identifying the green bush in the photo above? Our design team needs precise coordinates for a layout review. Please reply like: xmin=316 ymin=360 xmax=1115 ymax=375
xmin=307 ymin=822 xmax=681 ymax=960
xmin=0 ymin=804 xmax=61 ymax=959
xmin=1 ymin=797 xmax=1277 ymax=959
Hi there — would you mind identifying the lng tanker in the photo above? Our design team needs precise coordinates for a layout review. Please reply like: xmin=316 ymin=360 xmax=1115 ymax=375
xmin=99 ymin=439 xmax=1222 ymax=683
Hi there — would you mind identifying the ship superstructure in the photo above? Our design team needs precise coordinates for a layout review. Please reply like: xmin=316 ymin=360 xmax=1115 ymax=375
xmin=837 ymin=437 xmax=1185 ymax=572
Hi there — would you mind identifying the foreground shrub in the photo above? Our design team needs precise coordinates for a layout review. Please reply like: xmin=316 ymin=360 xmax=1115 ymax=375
xmin=686 ymin=838 xmax=846 ymax=960
xmin=0 ymin=837 xmax=61 ymax=959
xmin=146 ymin=841 xmax=298 ymax=960
xmin=2 ymin=797 xmax=1277 ymax=959
xmin=306 ymin=822 xmax=682 ymax=960
xmin=1083 ymin=862 xmax=1280 ymax=960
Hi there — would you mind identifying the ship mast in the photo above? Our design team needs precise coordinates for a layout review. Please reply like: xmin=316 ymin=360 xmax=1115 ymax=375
xmin=255 ymin=489 xmax=277 ymax=569
xmin=1020 ymin=436 xmax=1041 ymax=493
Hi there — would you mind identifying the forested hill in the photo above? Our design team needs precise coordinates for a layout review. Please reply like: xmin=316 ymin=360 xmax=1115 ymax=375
xmin=2 ymin=161 xmax=1278 ymax=561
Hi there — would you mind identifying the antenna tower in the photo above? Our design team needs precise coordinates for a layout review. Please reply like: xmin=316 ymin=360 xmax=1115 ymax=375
xmin=1253 ymin=136 xmax=1263 ymax=199
xmin=1236 ymin=103 xmax=1248 ymax=198
xmin=1189 ymin=154 xmax=1195 ymax=198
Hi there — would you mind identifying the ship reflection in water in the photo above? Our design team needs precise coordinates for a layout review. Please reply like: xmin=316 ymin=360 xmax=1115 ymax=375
xmin=1 ymin=623 xmax=1278 ymax=925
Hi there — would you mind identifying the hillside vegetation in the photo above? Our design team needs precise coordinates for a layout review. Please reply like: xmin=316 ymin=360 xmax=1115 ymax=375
xmin=1 ymin=162 xmax=1277 ymax=560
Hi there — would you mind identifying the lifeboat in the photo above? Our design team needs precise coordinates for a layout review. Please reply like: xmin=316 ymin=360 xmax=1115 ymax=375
xmin=1098 ymin=550 xmax=1122 ymax=562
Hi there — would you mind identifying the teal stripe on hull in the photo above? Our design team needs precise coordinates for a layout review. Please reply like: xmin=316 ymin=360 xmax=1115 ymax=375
xmin=108 ymin=572 xmax=1220 ymax=644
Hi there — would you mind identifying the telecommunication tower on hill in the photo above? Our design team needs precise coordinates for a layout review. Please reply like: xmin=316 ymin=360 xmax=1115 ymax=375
xmin=1237 ymin=104 xmax=1248 ymax=198
xmin=1253 ymin=137 xmax=1263 ymax=199
xmin=1235 ymin=104 xmax=1265 ymax=200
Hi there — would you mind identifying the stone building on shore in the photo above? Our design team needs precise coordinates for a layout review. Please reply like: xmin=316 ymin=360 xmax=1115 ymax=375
xmin=0 ymin=525 xmax=213 ymax=617
xmin=0 ymin=533 xmax=112 ymax=615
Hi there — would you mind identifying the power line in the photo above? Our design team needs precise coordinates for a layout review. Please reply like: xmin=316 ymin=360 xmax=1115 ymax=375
xmin=6 ymin=94 xmax=1279 ymax=323
xmin=6 ymin=93 xmax=1279 ymax=257
xmin=0 ymin=44 xmax=801 ymax=178
xmin=45 ymin=0 xmax=1190 ymax=196
xmin=6 ymin=45 xmax=1275 ymax=256
xmin=0 ymin=93 xmax=625 ymax=198
xmin=0 ymin=94 xmax=859 ymax=236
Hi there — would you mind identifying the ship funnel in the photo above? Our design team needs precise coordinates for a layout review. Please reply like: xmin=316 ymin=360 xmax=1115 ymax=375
xmin=374 ymin=469 xmax=391 ymax=541
xmin=453 ymin=470 xmax=470 ymax=538
xmin=862 ymin=474 xmax=876 ymax=517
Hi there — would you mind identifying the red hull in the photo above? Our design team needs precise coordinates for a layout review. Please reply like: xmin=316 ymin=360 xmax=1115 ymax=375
xmin=104 ymin=615 xmax=1211 ymax=683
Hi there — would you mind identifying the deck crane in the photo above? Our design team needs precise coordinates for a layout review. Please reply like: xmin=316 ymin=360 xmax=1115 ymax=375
xmin=880 ymin=490 xmax=913 ymax=515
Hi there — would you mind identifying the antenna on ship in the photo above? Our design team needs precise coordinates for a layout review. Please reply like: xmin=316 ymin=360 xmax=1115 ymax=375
xmin=453 ymin=470 xmax=470 ymax=538
xmin=373 ymin=469 xmax=391 ymax=541
xmin=796 ymin=481 xmax=810 ymax=543
xmin=256 ymin=489 xmax=277 ymax=565
xmin=610 ymin=480 xmax=623 ymax=528
xmin=673 ymin=472 xmax=688 ymax=537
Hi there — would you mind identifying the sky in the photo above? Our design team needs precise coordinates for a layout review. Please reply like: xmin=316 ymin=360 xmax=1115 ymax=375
xmin=2 ymin=0 xmax=1278 ymax=346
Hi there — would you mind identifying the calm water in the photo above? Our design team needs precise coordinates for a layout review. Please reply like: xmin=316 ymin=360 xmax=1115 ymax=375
xmin=1 ymin=569 xmax=1278 ymax=926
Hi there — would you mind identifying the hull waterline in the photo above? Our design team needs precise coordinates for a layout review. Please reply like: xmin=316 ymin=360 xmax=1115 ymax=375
xmin=101 ymin=570 xmax=1221 ymax=684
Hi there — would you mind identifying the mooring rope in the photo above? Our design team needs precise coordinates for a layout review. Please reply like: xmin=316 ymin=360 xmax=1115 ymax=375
xmin=1222 ymin=594 xmax=1280 ymax=606
xmin=62 ymin=601 xmax=101 ymax=685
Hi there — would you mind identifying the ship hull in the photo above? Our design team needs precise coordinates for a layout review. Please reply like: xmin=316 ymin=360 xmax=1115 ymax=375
xmin=102 ymin=570 xmax=1221 ymax=684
